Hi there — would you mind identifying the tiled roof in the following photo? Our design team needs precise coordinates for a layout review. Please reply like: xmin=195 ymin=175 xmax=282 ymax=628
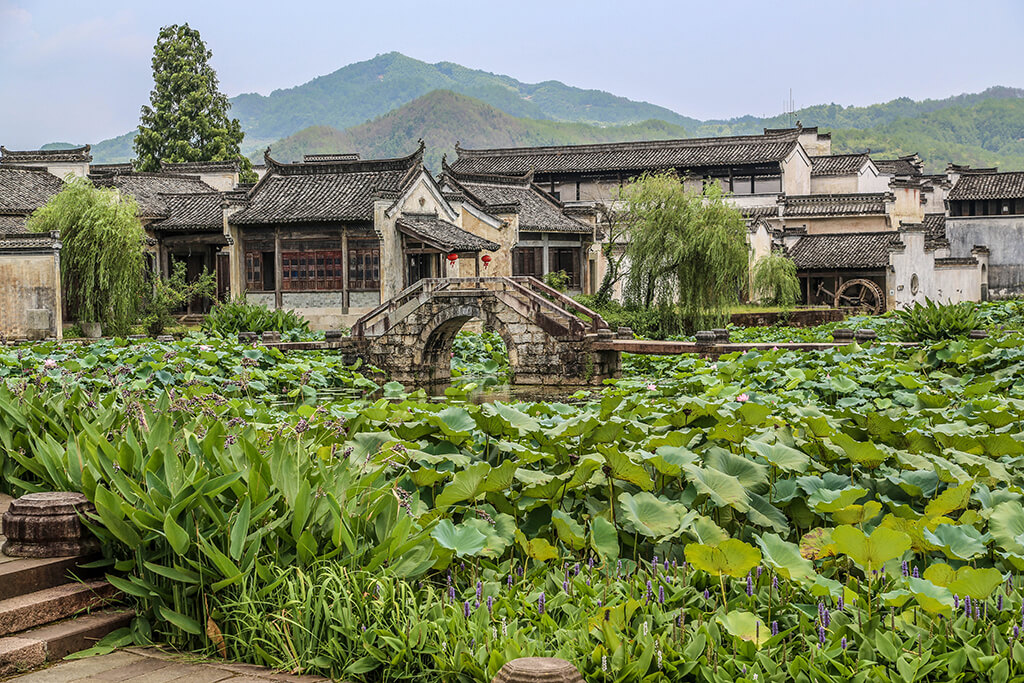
xmin=810 ymin=154 xmax=870 ymax=176
xmin=741 ymin=205 xmax=780 ymax=221
xmin=94 ymin=172 xmax=215 ymax=218
xmin=922 ymin=213 xmax=947 ymax=247
xmin=0 ymin=215 xmax=28 ymax=233
xmin=231 ymin=147 xmax=423 ymax=225
xmin=442 ymin=167 xmax=591 ymax=234
xmin=0 ymin=145 xmax=92 ymax=164
xmin=396 ymin=214 xmax=499 ymax=252
xmin=0 ymin=232 xmax=60 ymax=250
xmin=89 ymin=163 xmax=133 ymax=177
xmin=781 ymin=193 xmax=891 ymax=217
xmin=874 ymin=155 xmax=922 ymax=176
xmin=0 ymin=168 xmax=64 ymax=217
xmin=153 ymin=192 xmax=224 ymax=232
xmin=160 ymin=160 xmax=240 ymax=173
xmin=948 ymin=171 xmax=1024 ymax=201
xmin=304 ymin=153 xmax=360 ymax=163
xmin=788 ymin=232 xmax=896 ymax=270
xmin=449 ymin=130 xmax=801 ymax=176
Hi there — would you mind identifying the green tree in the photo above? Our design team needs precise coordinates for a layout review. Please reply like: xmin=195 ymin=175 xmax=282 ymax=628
xmin=751 ymin=250 xmax=802 ymax=308
xmin=27 ymin=177 xmax=146 ymax=335
xmin=622 ymin=173 xmax=748 ymax=334
xmin=139 ymin=260 xmax=216 ymax=336
xmin=134 ymin=23 xmax=256 ymax=182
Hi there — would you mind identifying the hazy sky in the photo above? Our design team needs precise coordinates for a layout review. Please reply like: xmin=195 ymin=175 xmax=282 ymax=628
xmin=2 ymin=0 xmax=1022 ymax=149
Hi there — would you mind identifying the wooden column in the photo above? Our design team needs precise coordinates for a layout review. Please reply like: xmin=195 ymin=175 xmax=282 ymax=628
xmin=274 ymin=228 xmax=283 ymax=310
xmin=341 ymin=228 xmax=349 ymax=309
xmin=474 ymin=252 xmax=480 ymax=277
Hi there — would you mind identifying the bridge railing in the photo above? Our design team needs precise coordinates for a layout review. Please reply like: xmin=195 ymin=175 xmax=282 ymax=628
xmin=352 ymin=276 xmax=610 ymax=339
xmin=508 ymin=277 xmax=610 ymax=334
xmin=351 ymin=278 xmax=451 ymax=338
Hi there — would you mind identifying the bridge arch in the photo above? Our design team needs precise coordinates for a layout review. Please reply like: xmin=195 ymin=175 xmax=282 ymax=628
xmin=354 ymin=277 xmax=620 ymax=389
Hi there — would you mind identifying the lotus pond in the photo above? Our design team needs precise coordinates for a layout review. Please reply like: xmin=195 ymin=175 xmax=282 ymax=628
xmin=3 ymin=327 xmax=1024 ymax=682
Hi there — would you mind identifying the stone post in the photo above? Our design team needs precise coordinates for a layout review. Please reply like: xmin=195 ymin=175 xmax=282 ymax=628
xmin=712 ymin=328 xmax=729 ymax=343
xmin=831 ymin=328 xmax=854 ymax=343
xmin=968 ymin=330 xmax=988 ymax=339
xmin=1 ymin=492 xmax=100 ymax=558
xmin=695 ymin=330 xmax=716 ymax=346
xmin=854 ymin=329 xmax=878 ymax=343
xmin=491 ymin=657 xmax=584 ymax=683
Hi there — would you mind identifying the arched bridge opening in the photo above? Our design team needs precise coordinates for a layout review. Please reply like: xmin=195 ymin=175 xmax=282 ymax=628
xmin=351 ymin=277 xmax=620 ymax=389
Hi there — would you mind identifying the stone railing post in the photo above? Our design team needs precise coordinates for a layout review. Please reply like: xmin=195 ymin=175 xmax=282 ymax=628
xmin=831 ymin=328 xmax=854 ymax=343
xmin=1 ymin=492 xmax=100 ymax=558
xmin=491 ymin=657 xmax=584 ymax=683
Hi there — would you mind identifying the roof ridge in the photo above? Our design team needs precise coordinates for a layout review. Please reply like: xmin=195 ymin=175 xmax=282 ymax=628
xmin=454 ymin=130 xmax=801 ymax=158
xmin=265 ymin=141 xmax=424 ymax=176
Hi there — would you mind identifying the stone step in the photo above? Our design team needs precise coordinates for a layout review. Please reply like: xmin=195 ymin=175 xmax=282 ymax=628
xmin=0 ymin=609 xmax=133 ymax=677
xmin=0 ymin=555 xmax=98 ymax=602
xmin=0 ymin=580 xmax=120 ymax=637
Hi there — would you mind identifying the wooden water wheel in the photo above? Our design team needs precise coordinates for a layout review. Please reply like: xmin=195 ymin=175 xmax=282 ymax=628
xmin=834 ymin=278 xmax=884 ymax=314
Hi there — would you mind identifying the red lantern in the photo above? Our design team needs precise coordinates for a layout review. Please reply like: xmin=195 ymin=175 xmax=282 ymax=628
xmin=481 ymin=254 xmax=492 ymax=268
xmin=446 ymin=253 xmax=458 ymax=268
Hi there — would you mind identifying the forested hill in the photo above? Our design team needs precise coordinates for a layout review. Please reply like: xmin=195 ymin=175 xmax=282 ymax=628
xmin=259 ymin=90 xmax=690 ymax=171
xmin=74 ymin=50 xmax=1024 ymax=172
xmin=230 ymin=51 xmax=700 ymax=147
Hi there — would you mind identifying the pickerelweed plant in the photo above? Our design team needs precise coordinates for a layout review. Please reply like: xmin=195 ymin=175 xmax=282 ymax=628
xmin=2 ymin=329 xmax=1024 ymax=680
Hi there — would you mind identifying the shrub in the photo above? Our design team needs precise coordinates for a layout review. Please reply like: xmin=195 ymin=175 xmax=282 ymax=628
xmin=750 ymin=251 xmax=801 ymax=308
xmin=896 ymin=298 xmax=981 ymax=341
xmin=201 ymin=298 xmax=310 ymax=336
xmin=139 ymin=261 xmax=216 ymax=335
xmin=543 ymin=269 xmax=569 ymax=292
xmin=575 ymin=295 xmax=668 ymax=338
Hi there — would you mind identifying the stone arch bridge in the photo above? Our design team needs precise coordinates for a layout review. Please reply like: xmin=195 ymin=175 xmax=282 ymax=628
xmin=349 ymin=277 xmax=621 ymax=388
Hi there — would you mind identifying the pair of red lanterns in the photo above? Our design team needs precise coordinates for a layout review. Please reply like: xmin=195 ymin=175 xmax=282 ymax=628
xmin=447 ymin=254 xmax=491 ymax=268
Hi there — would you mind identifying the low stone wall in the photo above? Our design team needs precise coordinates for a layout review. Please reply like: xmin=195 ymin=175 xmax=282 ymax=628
xmin=730 ymin=308 xmax=849 ymax=328
xmin=0 ymin=233 xmax=63 ymax=340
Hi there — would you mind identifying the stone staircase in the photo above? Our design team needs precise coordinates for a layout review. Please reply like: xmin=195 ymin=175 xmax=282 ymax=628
xmin=0 ymin=494 xmax=131 ymax=678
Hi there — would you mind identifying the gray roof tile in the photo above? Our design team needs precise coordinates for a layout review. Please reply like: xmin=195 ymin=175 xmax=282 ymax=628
xmin=154 ymin=192 xmax=224 ymax=232
xmin=810 ymin=154 xmax=870 ymax=176
xmin=782 ymin=193 xmax=891 ymax=217
xmin=0 ymin=145 xmax=92 ymax=164
xmin=397 ymin=214 xmax=498 ymax=252
xmin=788 ymin=232 xmax=896 ymax=269
xmin=0 ymin=168 xmax=64 ymax=219
xmin=94 ymin=172 xmax=215 ymax=218
xmin=948 ymin=171 xmax=1024 ymax=201
xmin=450 ymin=130 xmax=801 ymax=176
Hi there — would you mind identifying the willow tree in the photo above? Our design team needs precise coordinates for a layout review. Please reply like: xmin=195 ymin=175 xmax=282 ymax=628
xmin=134 ymin=23 xmax=256 ymax=182
xmin=751 ymin=250 xmax=801 ymax=307
xmin=622 ymin=172 xmax=748 ymax=334
xmin=27 ymin=177 xmax=146 ymax=335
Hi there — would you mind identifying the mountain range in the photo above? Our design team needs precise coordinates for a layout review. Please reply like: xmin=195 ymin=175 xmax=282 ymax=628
xmin=65 ymin=52 xmax=1024 ymax=174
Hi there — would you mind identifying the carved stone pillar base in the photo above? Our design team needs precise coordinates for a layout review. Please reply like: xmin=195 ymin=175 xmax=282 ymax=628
xmin=491 ymin=657 xmax=584 ymax=683
xmin=1 ymin=492 xmax=100 ymax=558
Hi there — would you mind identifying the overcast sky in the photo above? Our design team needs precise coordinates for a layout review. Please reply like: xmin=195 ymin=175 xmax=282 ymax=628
xmin=2 ymin=0 xmax=1022 ymax=149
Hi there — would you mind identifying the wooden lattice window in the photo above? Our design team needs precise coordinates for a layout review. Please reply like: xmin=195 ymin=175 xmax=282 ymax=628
xmin=282 ymin=250 xmax=344 ymax=291
xmin=348 ymin=241 xmax=380 ymax=291
xmin=513 ymin=247 xmax=543 ymax=278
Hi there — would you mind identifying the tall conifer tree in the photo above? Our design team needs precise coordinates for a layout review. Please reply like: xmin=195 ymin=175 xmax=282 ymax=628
xmin=134 ymin=24 xmax=255 ymax=181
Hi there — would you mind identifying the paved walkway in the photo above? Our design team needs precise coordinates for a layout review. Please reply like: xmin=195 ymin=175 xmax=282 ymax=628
xmin=4 ymin=648 xmax=330 ymax=682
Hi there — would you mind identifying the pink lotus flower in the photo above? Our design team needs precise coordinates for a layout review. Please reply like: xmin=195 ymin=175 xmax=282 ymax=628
xmin=646 ymin=383 xmax=657 ymax=391
xmin=43 ymin=358 xmax=57 ymax=369
xmin=736 ymin=393 xmax=749 ymax=403
xmin=199 ymin=344 xmax=212 ymax=352
xmin=772 ymin=346 xmax=778 ymax=351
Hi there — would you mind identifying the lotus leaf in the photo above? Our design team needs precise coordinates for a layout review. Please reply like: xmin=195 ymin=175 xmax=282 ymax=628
xmin=717 ymin=610 xmax=770 ymax=648
xmin=755 ymin=532 xmax=816 ymax=582
xmin=617 ymin=492 xmax=684 ymax=539
xmin=832 ymin=525 xmax=911 ymax=572
xmin=685 ymin=539 xmax=761 ymax=578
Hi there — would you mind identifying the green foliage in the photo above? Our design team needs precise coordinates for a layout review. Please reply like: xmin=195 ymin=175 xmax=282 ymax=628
xmin=27 ymin=177 xmax=145 ymax=335
xmin=201 ymin=298 xmax=310 ymax=336
xmin=139 ymin=261 xmax=216 ymax=335
xmin=542 ymin=269 xmax=569 ymax=292
xmin=134 ymin=24 xmax=255 ymax=182
xmin=896 ymin=298 xmax=982 ymax=341
xmin=450 ymin=330 xmax=510 ymax=387
xmin=621 ymin=173 xmax=748 ymax=334
xmin=751 ymin=251 xmax=801 ymax=308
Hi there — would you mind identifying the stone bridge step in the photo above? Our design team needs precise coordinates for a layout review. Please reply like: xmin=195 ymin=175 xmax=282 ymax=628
xmin=0 ymin=556 xmax=99 ymax=602
xmin=0 ymin=580 xmax=120 ymax=637
xmin=0 ymin=609 xmax=134 ymax=678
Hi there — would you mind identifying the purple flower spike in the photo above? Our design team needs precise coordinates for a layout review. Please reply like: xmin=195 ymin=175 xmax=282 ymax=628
xmin=901 ymin=561 xmax=909 ymax=577
xmin=659 ymin=584 xmax=665 ymax=605
xmin=841 ymin=636 xmax=847 ymax=650
xmin=1015 ymin=625 xmax=1021 ymax=640
xmin=998 ymin=595 xmax=1004 ymax=611
xmin=508 ymin=575 xmax=513 ymax=588
xmin=756 ymin=566 xmax=763 ymax=579
xmin=476 ymin=581 xmax=482 ymax=600
xmin=912 ymin=566 xmax=919 ymax=578
xmin=772 ymin=575 xmax=779 ymax=591
xmin=538 ymin=592 xmax=546 ymax=615
xmin=463 ymin=601 xmax=471 ymax=618
xmin=449 ymin=585 xmax=456 ymax=603
xmin=487 ymin=596 xmax=493 ymax=613
xmin=563 ymin=579 xmax=569 ymax=593
xmin=704 ymin=589 xmax=710 ymax=600
xmin=771 ymin=620 xmax=779 ymax=636
xmin=746 ymin=572 xmax=754 ymax=596
xmin=837 ymin=595 xmax=845 ymax=611
xmin=646 ymin=579 xmax=653 ymax=602
xmin=954 ymin=594 xmax=960 ymax=609
xmin=818 ymin=624 xmax=826 ymax=647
